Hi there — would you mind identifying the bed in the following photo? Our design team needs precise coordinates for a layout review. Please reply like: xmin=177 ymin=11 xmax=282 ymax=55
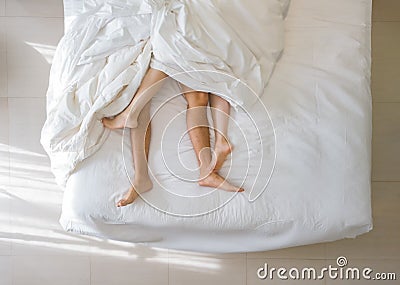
xmin=43 ymin=0 xmax=373 ymax=253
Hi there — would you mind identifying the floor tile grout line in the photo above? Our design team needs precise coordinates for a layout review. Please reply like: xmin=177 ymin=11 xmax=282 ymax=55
xmin=1 ymin=97 xmax=48 ymax=99
xmin=5 ymin=9 xmax=8 ymax=122
xmin=167 ymin=249 xmax=170 ymax=285
xmin=372 ymin=180 xmax=400 ymax=183
xmin=372 ymin=20 xmax=400 ymax=23
xmin=5 ymin=0 xmax=11 ymax=221
xmin=5 ymin=94 xmax=11 ymax=252
xmin=89 ymin=255 xmax=92 ymax=285
xmin=244 ymin=252 xmax=248 ymax=285
xmin=0 ymin=15 xmax=63 ymax=19
xmin=372 ymin=101 xmax=400 ymax=104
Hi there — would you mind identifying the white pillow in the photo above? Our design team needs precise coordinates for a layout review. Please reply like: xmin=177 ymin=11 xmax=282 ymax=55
xmin=204 ymin=0 xmax=289 ymax=107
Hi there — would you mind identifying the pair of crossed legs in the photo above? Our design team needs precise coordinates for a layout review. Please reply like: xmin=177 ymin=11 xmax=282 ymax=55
xmin=102 ymin=68 xmax=243 ymax=207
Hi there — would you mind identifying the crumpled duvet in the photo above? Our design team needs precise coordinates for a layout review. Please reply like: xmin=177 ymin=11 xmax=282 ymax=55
xmin=41 ymin=0 xmax=288 ymax=186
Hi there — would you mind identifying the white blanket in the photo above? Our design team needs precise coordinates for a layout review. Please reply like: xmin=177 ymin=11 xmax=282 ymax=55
xmin=41 ymin=3 xmax=152 ymax=185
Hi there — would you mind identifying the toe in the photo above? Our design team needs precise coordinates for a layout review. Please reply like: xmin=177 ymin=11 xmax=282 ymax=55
xmin=117 ymin=199 xmax=127 ymax=207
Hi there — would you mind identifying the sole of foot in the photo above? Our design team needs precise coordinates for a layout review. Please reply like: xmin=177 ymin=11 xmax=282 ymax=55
xmin=199 ymin=172 xmax=244 ymax=192
xmin=102 ymin=112 xmax=138 ymax=129
xmin=116 ymin=179 xmax=153 ymax=207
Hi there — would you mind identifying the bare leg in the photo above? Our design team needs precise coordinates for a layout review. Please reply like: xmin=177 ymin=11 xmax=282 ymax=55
xmin=117 ymin=102 xmax=153 ymax=207
xmin=103 ymin=68 xmax=168 ymax=129
xmin=209 ymin=94 xmax=233 ymax=171
xmin=182 ymin=85 xmax=244 ymax=192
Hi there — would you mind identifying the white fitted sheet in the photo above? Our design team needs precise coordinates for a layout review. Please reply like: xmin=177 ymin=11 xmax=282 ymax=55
xmin=59 ymin=0 xmax=373 ymax=253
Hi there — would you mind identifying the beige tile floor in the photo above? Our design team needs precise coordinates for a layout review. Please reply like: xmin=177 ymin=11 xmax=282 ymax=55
xmin=0 ymin=0 xmax=399 ymax=284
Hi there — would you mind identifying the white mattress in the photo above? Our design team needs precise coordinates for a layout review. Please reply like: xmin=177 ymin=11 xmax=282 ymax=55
xmin=59 ymin=0 xmax=373 ymax=253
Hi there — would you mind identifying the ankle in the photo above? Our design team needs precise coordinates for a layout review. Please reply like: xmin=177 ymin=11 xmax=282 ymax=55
xmin=134 ymin=172 xmax=150 ymax=184
xmin=199 ymin=167 xmax=213 ymax=180
xmin=134 ymin=176 xmax=152 ymax=191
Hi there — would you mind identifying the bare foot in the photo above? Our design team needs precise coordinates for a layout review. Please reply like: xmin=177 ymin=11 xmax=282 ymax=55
xmin=199 ymin=172 xmax=244 ymax=192
xmin=102 ymin=110 xmax=138 ymax=129
xmin=116 ymin=179 xmax=153 ymax=207
xmin=213 ymin=140 xmax=233 ymax=172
